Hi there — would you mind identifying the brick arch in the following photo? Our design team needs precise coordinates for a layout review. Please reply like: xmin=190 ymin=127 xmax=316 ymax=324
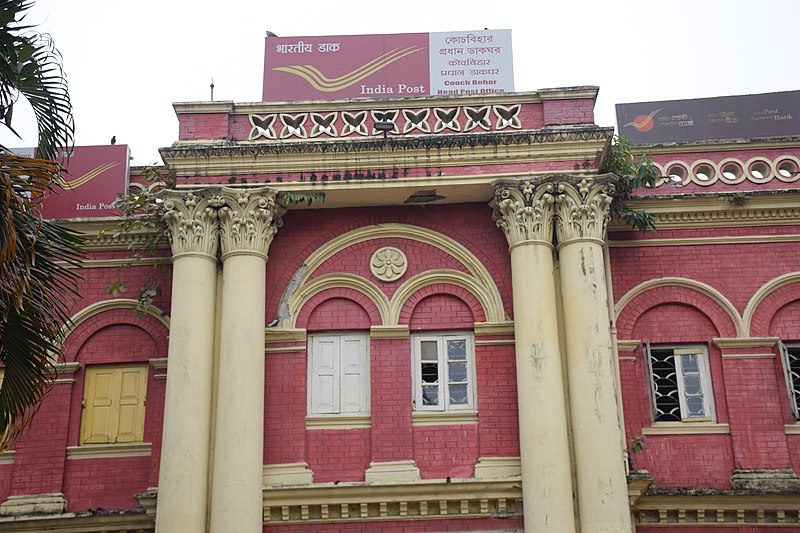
xmin=631 ymin=302 xmax=721 ymax=342
xmin=62 ymin=306 xmax=168 ymax=362
xmin=768 ymin=300 xmax=800 ymax=339
xmin=744 ymin=274 xmax=800 ymax=337
xmin=748 ymin=282 xmax=800 ymax=338
xmin=408 ymin=293 xmax=475 ymax=331
xmin=398 ymin=283 xmax=485 ymax=326
xmin=296 ymin=288 xmax=381 ymax=330
xmin=616 ymin=283 xmax=738 ymax=339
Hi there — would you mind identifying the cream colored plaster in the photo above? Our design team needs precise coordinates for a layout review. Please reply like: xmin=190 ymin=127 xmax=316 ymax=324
xmin=610 ymin=233 xmax=800 ymax=248
xmin=210 ymin=254 xmax=268 ymax=533
xmin=642 ymin=422 xmax=731 ymax=435
xmin=713 ymin=337 xmax=780 ymax=349
xmin=632 ymin=493 xmax=800 ymax=526
xmin=721 ymin=353 xmax=776 ymax=359
xmin=263 ymin=463 xmax=314 ymax=486
xmin=743 ymin=272 xmax=800 ymax=337
xmin=0 ymin=493 xmax=66 ymax=515
xmin=264 ymin=328 xmax=307 ymax=343
xmin=306 ymin=415 xmax=371 ymax=429
xmin=473 ymin=457 xmax=522 ymax=479
xmin=784 ymin=424 xmax=800 ymax=435
xmin=364 ymin=461 xmax=421 ymax=483
xmin=0 ymin=451 xmax=15 ymax=465
xmin=370 ymin=325 xmax=410 ymax=339
xmin=616 ymin=339 xmax=642 ymax=352
xmin=66 ymin=443 xmax=152 ymax=459
xmin=67 ymin=298 xmax=170 ymax=332
xmin=411 ymin=411 xmax=478 ymax=426
xmin=473 ymin=321 xmax=515 ymax=336
xmin=615 ymin=277 xmax=744 ymax=337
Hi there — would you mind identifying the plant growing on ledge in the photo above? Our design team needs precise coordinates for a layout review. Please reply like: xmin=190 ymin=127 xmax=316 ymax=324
xmin=603 ymin=135 xmax=660 ymax=231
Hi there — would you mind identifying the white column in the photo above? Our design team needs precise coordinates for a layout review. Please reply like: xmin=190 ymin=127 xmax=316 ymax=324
xmin=209 ymin=188 xmax=284 ymax=533
xmin=555 ymin=178 xmax=632 ymax=533
xmin=155 ymin=191 xmax=220 ymax=533
xmin=493 ymin=180 xmax=576 ymax=533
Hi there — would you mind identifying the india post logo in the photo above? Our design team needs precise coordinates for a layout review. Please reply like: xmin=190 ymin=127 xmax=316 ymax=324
xmin=624 ymin=108 xmax=663 ymax=133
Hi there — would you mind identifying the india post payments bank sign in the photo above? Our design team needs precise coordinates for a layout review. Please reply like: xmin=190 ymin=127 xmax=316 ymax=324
xmin=263 ymin=30 xmax=514 ymax=101
xmin=39 ymin=144 xmax=130 ymax=219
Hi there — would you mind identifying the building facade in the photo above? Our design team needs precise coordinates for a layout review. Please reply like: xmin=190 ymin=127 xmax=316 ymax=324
xmin=1 ymin=86 xmax=800 ymax=532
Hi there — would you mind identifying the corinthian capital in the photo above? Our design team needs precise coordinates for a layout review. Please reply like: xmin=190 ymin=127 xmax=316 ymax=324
xmin=217 ymin=187 xmax=285 ymax=260
xmin=159 ymin=189 xmax=222 ymax=258
xmin=492 ymin=180 xmax=556 ymax=248
xmin=554 ymin=178 xmax=613 ymax=246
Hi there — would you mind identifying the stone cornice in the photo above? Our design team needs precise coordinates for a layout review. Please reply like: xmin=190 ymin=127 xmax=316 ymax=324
xmin=160 ymin=127 xmax=613 ymax=177
xmin=608 ymin=191 xmax=800 ymax=231
xmin=0 ymin=510 xmax=153 ymax=532
xmin=633 ymin=493 xmax=800 ymax=526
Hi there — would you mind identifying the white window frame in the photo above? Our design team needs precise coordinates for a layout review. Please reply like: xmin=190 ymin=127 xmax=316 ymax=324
xmin=412 ymin=332 xmax=476 ymax=412
xmin=779 ymin=341 xmax=800 ymax=421
xmin=645 ymin=343 xmax=715 ymax=423
xmin=307 ymin=333 xmax=370 ymax=417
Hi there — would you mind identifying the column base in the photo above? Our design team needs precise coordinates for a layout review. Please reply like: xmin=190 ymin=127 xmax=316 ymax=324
xmin=0 ymin=493 xmax=66 ymax=515
xmin=263 ymin=462 xmax=314 ymax=486
xmin=731 ymin=469 xmax=800 ymax=492
xmin=364 ymin=461 xmax=420 ymax=483
xmin=473 ymin=457 xmax=521 ymax=479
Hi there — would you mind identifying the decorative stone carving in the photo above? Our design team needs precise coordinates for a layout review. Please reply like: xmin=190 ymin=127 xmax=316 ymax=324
xmin=217 ymin=187 xmax=285 ymax=259
xmin=160 ymin=189 xmax=222 ymax=258
xmin=370 ymin=246 xmax=408 ymax=282
xmin=554 ymin=178 xmax=613 ymax=245
xmin=492 ymin=180 xmax=556 ymax=248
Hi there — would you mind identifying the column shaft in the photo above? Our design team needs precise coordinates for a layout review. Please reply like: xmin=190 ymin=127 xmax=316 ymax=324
xmin=209 ymin=254 xmax=267 ymax=532
xmin=155 ymin=191 xmax=219 ymax=533
xmin=493 ymin=180 xmax=576 ymax=533
xmin=556 ymin=179 xmax=631 ymax=533
xmin=155 ymin=255 xmax=216 ymax=533
xmin=510 ymin=242 xmax=576 ymax=533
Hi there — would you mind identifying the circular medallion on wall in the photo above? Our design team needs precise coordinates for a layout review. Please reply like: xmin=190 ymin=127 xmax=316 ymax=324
xmin=370 ymin=246 xmax=408 ymax=282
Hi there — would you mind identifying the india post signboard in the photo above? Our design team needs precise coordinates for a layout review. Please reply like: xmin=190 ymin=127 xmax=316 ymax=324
xmin=263 ymin=30 xmax=514 ymax=101
xmin=617 ymin=91 xmax=800 ymax=145
xmin=39 ymin=144 xmax=130 ymax=219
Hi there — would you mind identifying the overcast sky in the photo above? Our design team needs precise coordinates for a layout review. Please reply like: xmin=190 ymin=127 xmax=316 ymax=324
xmin=1 ymin=0 xmax=798 ymax=166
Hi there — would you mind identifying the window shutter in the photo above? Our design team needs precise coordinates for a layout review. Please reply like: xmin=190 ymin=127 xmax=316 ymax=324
xmin=115 ymin=367 xmax=147 ymax=443
xmin=81 ymin=367 xmax=117 ymax=444
xmin=340 ymin=335 xmax=367 ymax=413
xmin=310 ymin=336 xmax=340 ymax=414
xmin=779 ymin=341 xmax=800 ymax=420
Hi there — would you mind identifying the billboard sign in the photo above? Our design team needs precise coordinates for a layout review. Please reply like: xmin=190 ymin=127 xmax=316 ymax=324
xmin=263 ymin=30 xmax=514 ymax=101
xmin=617 ymin=91 xmax=800 ymax=145
xmin=39 ymin=144 xmax=130 ymax=219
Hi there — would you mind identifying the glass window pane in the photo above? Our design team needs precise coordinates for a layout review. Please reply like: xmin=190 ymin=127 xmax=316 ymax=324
xmin=449 ymin=384 xmax=468 ymax=405
xmin=421 ymin=363 xmax=438 ymax=383
xmin=683 ymin=374 xmax=702 ymax=395
xmin=685 ymin=396 xmax=706 ymax=417
xmin=421 ymin=341 xmax=438 ymax=361
xmin=448 ymin=362 xmax=467 ymax=382
xmin=422 ymin=386 xmax=439 ymax=406
xmin=447 ymin=339 xmax=466 ymax=360
xmin=681 ymin=354 xmax=699 ymax=372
